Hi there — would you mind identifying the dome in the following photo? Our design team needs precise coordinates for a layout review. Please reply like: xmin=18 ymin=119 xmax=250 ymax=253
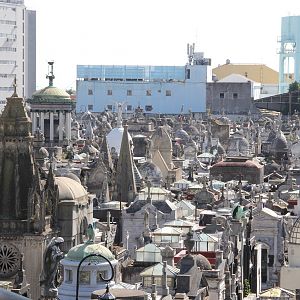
xmin=31 ymin=86 xmax=72 ymax=104
xmin=218 ymin=116 xmax=231 ymax=125
xmin=65 ymin=242 xmax=115 ymax=262
xmin=55 ymin=177 xmax=88 ymax=201
xmin=138 ymin=161 xmax=162 ymax=186
xmin=289 ymin=218 xmax=300 ymax=244
xmin=194 ymin=254 xmax=212 ymax=270
xmin=183 ymin=125 xmax=199 ymax=136
xmin=175 ymin=128 xmax=189 ymax=142
xmin=64 ymin=172 xmax=81 ymax=184
xmin=39 ymin=147 xmax=49 ymax=158
xmin=178 ymin=253 xmax=212 ymax=274
xmin=106 ymin=126 xmax=132 ymax=155
xmin=271 ymin=131 xmax=288 ymax=152
xmin=194 ymin=187 xmax=215 ymax=208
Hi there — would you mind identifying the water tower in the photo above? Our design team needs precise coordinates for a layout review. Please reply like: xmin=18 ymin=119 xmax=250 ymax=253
xmin=278 ymin=16 xmax=300 ymax=93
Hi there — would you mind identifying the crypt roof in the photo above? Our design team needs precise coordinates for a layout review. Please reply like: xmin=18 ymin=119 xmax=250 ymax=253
xmin=140 ymin=262 xmax=179 ymax=277
xmin=30 ymin=86 xmax=73 ymax=104
xmin=65 ymin=241 xmax=115 ymax=262
xmin=55 ymin=176 xmax=88 ymax=201
xmin=126 ymin=199 xmax=176 ymax=214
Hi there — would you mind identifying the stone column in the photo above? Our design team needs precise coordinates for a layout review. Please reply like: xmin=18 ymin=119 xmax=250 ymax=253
xmin=65 ymin=111 xmax=71 ymax=141
xmin=31 ymin=112 xmax=37 ymax=133
xmin=58 ymin=111 xmax=64 ymax=142
xmin=40 ymin=111 xmax=45 ymax=134
xmin=49 ymin=111 xmax=54 ymax=142
xmin=30 ymin=112 xmax=34 ymax=133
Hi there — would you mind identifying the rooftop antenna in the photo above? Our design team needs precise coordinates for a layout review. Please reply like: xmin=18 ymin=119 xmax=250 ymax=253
xmin=46 ymin=61 xmax=55 ymax=87
xmin=187 ymin=43 xmax=195 ymax=65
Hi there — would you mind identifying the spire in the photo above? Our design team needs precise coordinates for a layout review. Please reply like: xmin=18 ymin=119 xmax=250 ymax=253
xmin=0 ymin=91 xmax=37 ymax=224
xmin=100 ymin=136 xmax=113 ymax=171
xmin=116 ymin=124 xmax=136 ymax=204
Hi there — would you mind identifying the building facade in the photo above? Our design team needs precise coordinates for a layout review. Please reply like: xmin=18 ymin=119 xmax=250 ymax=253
xmin=207 ymin=81 xmax=254 ymax=115
xmin=76 ymin=50 xmax=211 ymax=114
xmin=0 ymin=0 xmax=36 ymax=109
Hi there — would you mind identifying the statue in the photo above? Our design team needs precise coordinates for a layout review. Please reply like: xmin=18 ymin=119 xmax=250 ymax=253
xmin=40 ymin=237 xmax=64 ymax=298
xmin=86 ymin=224 xmax=95 ymax=243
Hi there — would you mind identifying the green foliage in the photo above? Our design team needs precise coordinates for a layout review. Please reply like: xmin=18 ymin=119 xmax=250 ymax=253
xmin=244 ymin=279 xmax=251 ymax=297
xmin=288 ymin=81 xmax=300 ymax=92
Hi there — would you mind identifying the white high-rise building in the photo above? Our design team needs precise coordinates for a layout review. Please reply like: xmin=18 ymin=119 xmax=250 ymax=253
xmin=0 ymin=0 xmax=36 ymax=109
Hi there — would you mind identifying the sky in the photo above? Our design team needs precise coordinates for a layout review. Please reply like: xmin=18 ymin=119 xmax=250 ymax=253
xmin=25 ymin=0 xmax=300 ymax=91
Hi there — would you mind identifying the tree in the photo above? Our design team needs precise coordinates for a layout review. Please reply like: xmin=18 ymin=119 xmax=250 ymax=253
xmin=288 ymin=81 xmax=300 ymax=92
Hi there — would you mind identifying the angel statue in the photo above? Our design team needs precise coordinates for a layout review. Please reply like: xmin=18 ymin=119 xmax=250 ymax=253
xmin=40 ymin=237 xmax=64 ymax=298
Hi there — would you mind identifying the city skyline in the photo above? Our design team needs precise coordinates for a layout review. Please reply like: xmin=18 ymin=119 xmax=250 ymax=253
xmin=25 ymin=0 xmax=300 ymax=91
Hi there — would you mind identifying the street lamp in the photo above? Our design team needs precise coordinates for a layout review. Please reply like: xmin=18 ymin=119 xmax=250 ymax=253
xmin=75 ymin=253 xmax=115 ymax=300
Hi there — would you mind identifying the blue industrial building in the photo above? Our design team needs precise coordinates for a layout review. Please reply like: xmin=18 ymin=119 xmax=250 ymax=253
xmin=76 ymin=48 xmax=211 ymax=114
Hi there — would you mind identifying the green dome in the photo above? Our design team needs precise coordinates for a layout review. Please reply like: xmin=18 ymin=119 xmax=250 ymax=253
xmin=30 ymin=86 xmax=73 ymax=104
xmin=65 ymin=242 xmax=115 ymax=262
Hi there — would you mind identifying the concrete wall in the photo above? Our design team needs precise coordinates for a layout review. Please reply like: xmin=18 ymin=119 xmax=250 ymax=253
xmin=206 ymin=82 xmax=253 ymax=115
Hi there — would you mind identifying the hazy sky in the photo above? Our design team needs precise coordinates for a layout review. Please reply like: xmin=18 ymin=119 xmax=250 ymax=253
xmin=25 ymin=0 xmax=300 ymax=90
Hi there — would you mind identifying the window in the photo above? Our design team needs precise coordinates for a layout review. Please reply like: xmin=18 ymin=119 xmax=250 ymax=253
xmin=107 ymin=89 xmax=112 ymax=96
xmin=0 ymin=60 xmax=16 ymax=65
xmin=186 ymin=68 xmax=191 ymax=79
xmin=79 ymin=271 xmax=90 ymax=284
xmin=166 ymin=90 xmax=171 ymax=96
xmin=88 ymin=104 xmax=93 ymax=111
xmin=143 ymin=276 xmax=153 ymax=287
xmin=88 ymin=89 xmax=93 ymax=95
xmin=233 ymin=93 xmax=238 ymax=99
xmin=145 ymin=105 xmax=153 ymax=111
xmin=65 ymin=269 xmax=72 ymax=283
xmin=127 ymin=89 xmax=132 ymax=96
xmin=261 ymin=249 xmax=268 ymax=283
xmin=127 ymin=105 xmax=132 ymax=111
xmin=107 ymin=105 xmax=113 ymax=110
xmin=220 ymin=93 xmax=225 ymax=99
xmin=0 ymin=47 xmax=16 ymax=52
xmin=96 ymin=270 xmax=108 ymax=283
xmin=146 ymin=90 xmax=152 ymax=96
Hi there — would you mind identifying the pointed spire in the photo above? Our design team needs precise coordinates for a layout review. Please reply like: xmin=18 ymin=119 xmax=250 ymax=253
xmin=100 ymin=136 xmax=113 ymax=171
xmin=116 ymin=124 xmax=136 ymax=204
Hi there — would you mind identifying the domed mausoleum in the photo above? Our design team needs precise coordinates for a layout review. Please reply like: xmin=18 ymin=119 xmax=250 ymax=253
xmin=58 ymin=241 xmax=118 ymax=300
xmin=28 ymin=62 xmax=75 ymax=144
